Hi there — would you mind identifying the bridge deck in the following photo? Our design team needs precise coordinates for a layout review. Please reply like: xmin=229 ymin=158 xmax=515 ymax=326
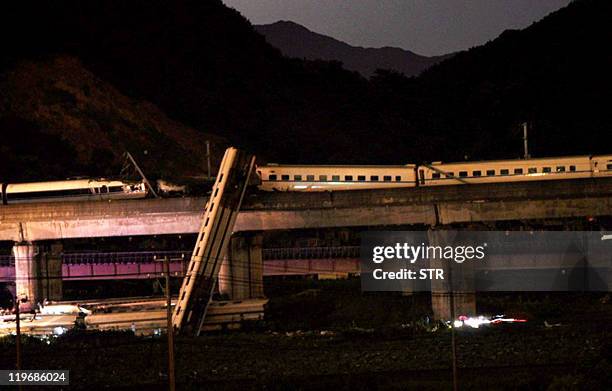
xmin=0 ymin=177 xmax=609 ymax=241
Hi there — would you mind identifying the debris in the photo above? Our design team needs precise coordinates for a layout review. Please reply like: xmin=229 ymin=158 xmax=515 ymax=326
xmin=39 ymin=304 xmax=91 ymax=315
xmin=450 ymin=314 xmax=527 ymax=329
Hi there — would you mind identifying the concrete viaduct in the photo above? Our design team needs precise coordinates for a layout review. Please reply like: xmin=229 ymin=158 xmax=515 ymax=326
xmin=1 ymin=177 xmax=611 ymax=241
xmin=1 ymin=177 xmax=611 ymax=319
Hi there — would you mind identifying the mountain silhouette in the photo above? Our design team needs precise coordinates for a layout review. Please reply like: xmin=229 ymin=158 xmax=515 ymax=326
xmin=255 ymin=21 xmax=452 ymax=77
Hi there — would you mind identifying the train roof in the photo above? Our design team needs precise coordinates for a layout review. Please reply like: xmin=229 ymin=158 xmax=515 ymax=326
xmin=4 ymin=179 xmax=133 ymax=192
xmin=426 ymin=154 xmax=596 ymax=166
xmin=258 ymin=164 xmax=415 ymax=168
xmin=259 ymin=155 xmax=611 ymax=169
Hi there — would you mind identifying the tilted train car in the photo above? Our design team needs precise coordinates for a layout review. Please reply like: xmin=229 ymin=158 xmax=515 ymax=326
xmin=257 ymin=164 xmax=417 ymax=191
xmin=0 ymin=179 xmax=147 ymax=204
xmin=257 ymin=155 xmax=612 ymax=191
xmin=418 ymin=156 xmax=587 ymax=186
xmin=418 ymin=155 xmax=612 ymax=186
xmin=590 ymin=155 xmax=612 ymax=175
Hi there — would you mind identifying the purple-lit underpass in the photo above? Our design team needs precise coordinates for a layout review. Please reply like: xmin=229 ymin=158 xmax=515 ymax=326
xmin=0 ymin=247 xmax=361 ymax=281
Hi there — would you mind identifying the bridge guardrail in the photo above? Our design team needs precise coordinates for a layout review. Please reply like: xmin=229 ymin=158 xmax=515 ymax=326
xmin=1 ymin=246 xmax=361 ymax=267
xmin=262 ymin=246 xmax=360 ymax=260
xmin=61 ymin=250 xmax=189 ymax=265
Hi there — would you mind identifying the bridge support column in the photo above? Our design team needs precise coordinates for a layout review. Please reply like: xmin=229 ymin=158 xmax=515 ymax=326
xmin=427 ymin=230 xmax=476 ymax=320
xmin=39 ymin=243 xmax=63 ymax=301
xmin=12 ymin=242 xmax=39 ymax=304
xmin=219 ymin=233 xmax=264 ymax=300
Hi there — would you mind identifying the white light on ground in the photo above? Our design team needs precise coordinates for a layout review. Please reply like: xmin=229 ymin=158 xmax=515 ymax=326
xmin=53 ymin=326 xmax=67 ymax=335
xmin=451 ymin=315 xmax=527 ymax=329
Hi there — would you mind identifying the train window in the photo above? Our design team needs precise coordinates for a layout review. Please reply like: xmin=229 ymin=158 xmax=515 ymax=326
xmin=383 ymin=176 xmax=392 ymax=181
xmin=543 ymin=167 xmax=551 ymax=173
xmin=345 ymin=175 xmax=353 ymax=181
xmin=294 ymin=175 xmax=302 ymax=180
xmin=281 ymin=175 xmax=290 ymax=180
xmin=268 ymin=174 xmax=277 ymax=180
xmin=459 ymin=171 xmax=468 ymax=177
xmin=500 ymin=169 xmax=509 ymax=175
xmin=370 ymin=175 xmax=379 ymax=181
xmin=432 ymin=173 xmax=441 ymax=179
xmin=319 ymin=175 xmax=327 ymax=181
xmin=569 ymin=165 xmax=576 ymax=172
xmin=332 ymin=175 xmax=340 ymax=181
xmin=486 ymin=170 xmax=495 ymax=176
xmin=446 ymin=172 xmax=454 ymax=178
xmin=472 ymin=170 xmax=482 ymax=177
xmin=358 ymin=175 xmax=366 ymax=181
xmin=556 ymin=166 xmax=565 ymax=172
xmin=528 ymin=167 xmax=537 ymax=174
xmin=514 ymin=168 xmax=523 ymax=174
xmin=307 ymin=175 xmax=315 ymax=181
xmin=395 ymin=176 xmax=402 ymax=181
xmin=607 ymin=164 xmax=612 ymax=170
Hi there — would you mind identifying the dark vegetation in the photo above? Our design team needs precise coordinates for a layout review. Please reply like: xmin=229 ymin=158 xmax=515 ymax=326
xmin=0 ymin=116 xmax=86 ymax=182
xmin=0 ymin=0 xmax=610 ymax=181
xmin=0 ymin=56 xmax=226 ymax=182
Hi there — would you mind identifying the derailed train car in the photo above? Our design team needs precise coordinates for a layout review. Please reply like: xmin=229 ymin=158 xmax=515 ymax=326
xmin=0 ymin=179 xmax=147 ymax=204
xmin=417 ymin=155 xmax=612 ymax=186
xmin=257 ymin=155 xmax=612 ymax=191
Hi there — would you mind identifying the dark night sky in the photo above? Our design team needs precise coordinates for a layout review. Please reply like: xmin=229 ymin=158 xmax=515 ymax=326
xmin=223 ymin=0 xmax=571 ymax=56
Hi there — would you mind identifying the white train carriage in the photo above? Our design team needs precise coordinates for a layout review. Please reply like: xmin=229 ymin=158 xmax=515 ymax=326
xmin=257 ymin=164 xmax=416 ymax=191
xmin=0 ymin=179 xmax=147 ymax=204
xmin=590 ymin=155 xmax=612 ymax=176
xmin=417 ymin=156 xmax=598 ymax=186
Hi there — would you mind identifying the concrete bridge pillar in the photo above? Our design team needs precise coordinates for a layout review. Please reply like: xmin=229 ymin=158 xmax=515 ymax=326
xmin=219 ymin=233 xmax=264 ymax=300
xmin=39 ymin=242 xmax=63 ymax=301
xmin=427 ymin=230 xmax=476 ymax=320
xmin=12 ymin=242 xmax=39 ymax=304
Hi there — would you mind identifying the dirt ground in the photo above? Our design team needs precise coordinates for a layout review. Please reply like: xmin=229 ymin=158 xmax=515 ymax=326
xmin=0 ymin=278 xmax=610 ymax=390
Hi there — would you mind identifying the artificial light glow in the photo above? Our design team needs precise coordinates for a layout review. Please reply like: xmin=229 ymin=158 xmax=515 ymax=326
xmin=53 ymin=326 xmax=67 ymax=335
xmin=451 ymin=315 xmax=527 ymax=329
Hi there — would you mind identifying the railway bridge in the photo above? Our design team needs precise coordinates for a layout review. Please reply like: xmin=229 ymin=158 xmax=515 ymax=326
xmin=1 ymin=177 xmax=610 ymax=318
